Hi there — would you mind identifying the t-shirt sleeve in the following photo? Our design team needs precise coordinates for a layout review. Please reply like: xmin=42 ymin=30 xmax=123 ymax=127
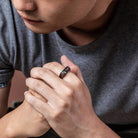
xmin=0 ymin=0 xmax=15 ymax=87
xmin=0 ymin=55 xmax=14 ymax=87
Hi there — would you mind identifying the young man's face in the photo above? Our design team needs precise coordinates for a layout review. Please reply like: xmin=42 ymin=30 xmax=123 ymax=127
xmin=12 ymin=0 xmax=96 ymax=34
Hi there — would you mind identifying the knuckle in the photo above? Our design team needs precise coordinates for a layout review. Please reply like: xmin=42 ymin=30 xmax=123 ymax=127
xmin=39 ymin=85 xmax=46 ymax=93
xmin=31 ymin=67 xmax=41 ymax=77
xmin=35 ymin=81 xmax=46 ymax=92
xmin=51 ymin=111 xmax=61 ymax=121
xmin=66 ymin=92 xmax=73 ymax=100
xmin=73 ymin=64 xmax=79 ymax=72
xmin=75 ymin=80 xmax=82 ymax=88
xmin=37 ymin=112 xmax=45 ymax=120
xmin=51 ymin=101 xmax=68 ymax=121
xmin=26 ymin=78 xmax=46 ymax=93
xmin=35 ymin=81 xmax=41 ymax=88
xmin=74 ymin=64 xmax=79 ymax=70
xmin=52 ymin=109 xmax=64 ymax=122
xmin=32 ymin=99 xmax=44 ymax=111
xmin=43 ymin=68 xmax=51 ymax=75
xmin=43 ymin=62 xmax=59 ymax=69
xmin=39 ymin=68 xmax=50 ymax=78
xmin=60 ymin=100 xmax=68 ymax=109
xmin=40 ymin=68 xmax=51 ymax=79
xmin=33 ymin=80 xmax=43 ymax=91
xmin=26 ymin=78 xmax=33 ymax=87
xmin=65 ymin=87 xmax=74 ymax=98
xmin=43 ymin=64 xmax=47 ymax=68
xmin=25 ymin=92 xmax=35 ymax=104
xmin=51 ymin=62 xmax=59 ymax=67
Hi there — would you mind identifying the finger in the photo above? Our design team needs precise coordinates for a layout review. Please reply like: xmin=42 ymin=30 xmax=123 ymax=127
xmin=43 ymin=62 xmax=70 ymax=79
xmin=26 ymin=78 xmax=62 ymax=108
xmin=61 ymin=55 xmax=84 ymax=82
xmin=30 ymin=67 xmax=75 ymax=101
xmin=42 ymin=61 xmax=80 ymax=85
xmin=25 ymin=91 xmax=71 ymax=128
xmin=29 ymin=89 xmax=47 ymax=102
xmin=24 ymin=91 xmax=51 ymax=119
xmin=30 ymin=67 xmax=65 ymax=89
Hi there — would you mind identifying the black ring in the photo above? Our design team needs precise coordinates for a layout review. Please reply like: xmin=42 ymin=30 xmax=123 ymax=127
xmin=59 ymin=66 xmax=70 ymax=79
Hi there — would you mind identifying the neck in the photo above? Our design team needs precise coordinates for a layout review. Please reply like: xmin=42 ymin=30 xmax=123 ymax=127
xmin=58 ymin=0 xmax=118 ymax=46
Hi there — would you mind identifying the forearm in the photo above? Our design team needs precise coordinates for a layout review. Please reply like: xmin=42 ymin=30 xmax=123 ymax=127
xmin=0 ymin=114 xmax=10 ymax=137
xmin=0 ymin=110 xmax=27 ymax=138
xmin=0 ymin=83 xmax=11 ymax=118
xmin=0 ymin=104 xmax=8 ymax=118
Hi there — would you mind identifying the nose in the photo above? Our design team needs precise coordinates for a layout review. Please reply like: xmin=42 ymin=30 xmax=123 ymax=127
xmin=12 ymin=0 xmax=37 ymax=12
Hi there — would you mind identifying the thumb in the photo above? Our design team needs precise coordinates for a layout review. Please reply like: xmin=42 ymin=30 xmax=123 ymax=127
xmin=61 ymin=55 xmax=84 ymax=82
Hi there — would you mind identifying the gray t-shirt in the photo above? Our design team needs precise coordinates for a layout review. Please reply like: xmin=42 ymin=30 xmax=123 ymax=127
xmin=0 ymin=0 xmax=138 ymax=125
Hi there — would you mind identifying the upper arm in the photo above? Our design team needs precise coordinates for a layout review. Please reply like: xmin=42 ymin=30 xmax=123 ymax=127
xmin=0 ymin=83 xmax=11 ymax=118
xmin=0 ymin=1 xmax=15 ymax=118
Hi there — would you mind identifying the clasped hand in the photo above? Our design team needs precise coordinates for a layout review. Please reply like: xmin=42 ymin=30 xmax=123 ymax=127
xmin=25 ymin=55 xmax=97 ymax=138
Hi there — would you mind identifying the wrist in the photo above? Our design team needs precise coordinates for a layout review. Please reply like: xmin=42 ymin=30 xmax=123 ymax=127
xmin=6 ymin=125 xmax=26 ymax=138
xmin=70 ymin=114 xmax=99 ymax=138
xmin=0 ymin=114 xmax=25 ymax=138
xmin=87 ymin=114 xmax=120 ymax=138
xmin=73 ymin=113 xmax=120 ymax=138
xmin=0 ymin=118 xmax=9 ymax=138
xmin=1 ymin=103 xmax=28 ymax=138
xmin=4 ymin=113 xmax=27 ymax=138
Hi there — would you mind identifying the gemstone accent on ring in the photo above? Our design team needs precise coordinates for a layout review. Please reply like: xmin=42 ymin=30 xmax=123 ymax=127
xmin=59 ymin=66 xmax=70 ymax=79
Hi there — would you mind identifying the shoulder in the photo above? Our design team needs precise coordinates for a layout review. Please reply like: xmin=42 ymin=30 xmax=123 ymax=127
xmin=0 ymin=0 xmax=15 ymax=62
xmin=113 ymin=0 xmax=138 ymax=45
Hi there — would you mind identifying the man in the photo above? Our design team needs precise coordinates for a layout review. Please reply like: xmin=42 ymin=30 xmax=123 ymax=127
xmin=0 ymin=0 xmax=137 ymax=137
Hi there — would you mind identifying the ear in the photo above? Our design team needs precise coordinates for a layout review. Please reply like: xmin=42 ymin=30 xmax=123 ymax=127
xmin=61 ymin=55 xmax=84 ymax=82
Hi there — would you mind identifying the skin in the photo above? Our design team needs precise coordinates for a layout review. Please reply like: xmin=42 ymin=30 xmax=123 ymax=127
xmin=0 ymin=90 xmax=50 ymax=138
xmin=12 ymin=0 xmax=118 ymax=45
xmin=25 ymin=55 xmax=120 ymax=137
xmin=12 ymin=0 xmax=97 ymax=34
xmin=0 ymin=0 xmax=119 ymax=137
xmin=3 ymin=100 xmax=50 ymax=138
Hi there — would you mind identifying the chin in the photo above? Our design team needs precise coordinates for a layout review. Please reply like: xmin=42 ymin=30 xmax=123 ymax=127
xmin=28 ymin=27 xmax=55 ymax=34
xmin=29 ymin=28 xmax=50 ymax=34
xmin=25 ymin=23 xmax=59 ymax=34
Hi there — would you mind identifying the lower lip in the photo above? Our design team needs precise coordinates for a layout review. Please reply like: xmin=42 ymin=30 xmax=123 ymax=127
xmin=23 ymin=18 xmax=42 ymax=25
